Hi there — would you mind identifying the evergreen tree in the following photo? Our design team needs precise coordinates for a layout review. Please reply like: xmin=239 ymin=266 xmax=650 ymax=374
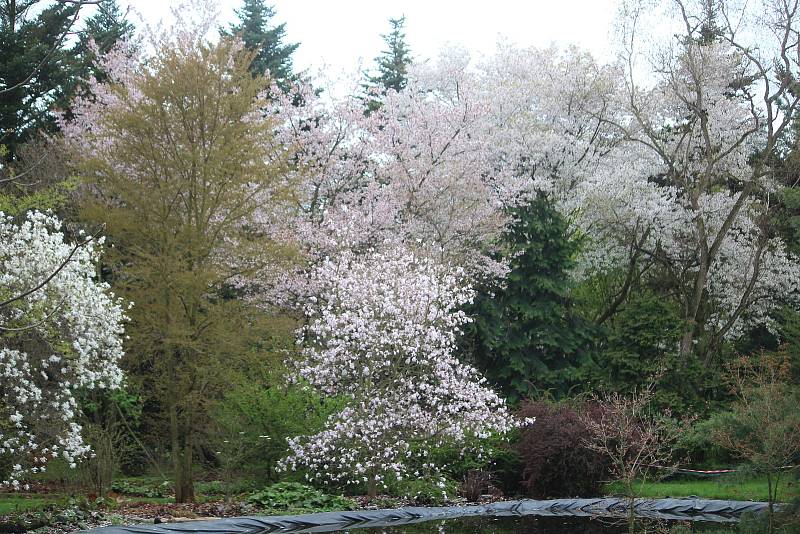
xmin=467 ymin=194 xmax=597 ymax=403
xmin=224 ymin=0 xmax=299 ymax=86
xmin=0 ymin=0 xmax=83 ymax=163
xmin=367 ymin=16 xmax=412 ymax=93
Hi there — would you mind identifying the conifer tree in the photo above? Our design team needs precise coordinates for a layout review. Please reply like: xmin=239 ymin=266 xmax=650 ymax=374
xmin=224 ymin=0 xmax=298 ymax=86
xmin=367 ymin=16 xmax=412 ymax=92
xmin=467 ymin=194 xmax=597 ymax=402
xmin=0 ymin=0 xmax=85 ymax=162
xmin=363 ymin=16 xmax=412 ymax=111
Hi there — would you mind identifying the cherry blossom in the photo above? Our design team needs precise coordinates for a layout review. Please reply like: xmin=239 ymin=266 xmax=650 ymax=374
xmin=562 ymin=1 xmax=800 ymax=357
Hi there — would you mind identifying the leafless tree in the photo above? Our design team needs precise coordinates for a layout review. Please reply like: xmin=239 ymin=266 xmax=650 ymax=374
xmin=581 ymin=383 xmax=690 ymax=534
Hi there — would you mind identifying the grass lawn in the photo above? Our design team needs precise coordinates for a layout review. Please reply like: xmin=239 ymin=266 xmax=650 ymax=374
xmin=0 ymin=493 xmax=62 ymax=514
xmin=606 ymin=475 xmax=800 ymax=502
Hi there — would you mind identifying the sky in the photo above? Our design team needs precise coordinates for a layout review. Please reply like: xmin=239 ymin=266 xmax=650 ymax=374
xmin=116 ymin=0 xmax=621 ymax=78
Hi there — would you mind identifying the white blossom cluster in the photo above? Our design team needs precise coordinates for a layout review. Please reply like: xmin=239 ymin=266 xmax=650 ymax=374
xmin=0 ymin=211 xmax=126 ymax=486
xmin=281 ymin=247 xmax=520 ymax=488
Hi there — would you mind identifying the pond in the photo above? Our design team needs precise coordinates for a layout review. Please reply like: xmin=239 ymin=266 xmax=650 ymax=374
xmin=356 ymin=515 xmax=730 ymax=533
xmin=80 ymin=498 xmax=759 ymax=534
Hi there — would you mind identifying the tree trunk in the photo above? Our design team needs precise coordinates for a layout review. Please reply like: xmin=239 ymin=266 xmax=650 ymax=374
xmin=767 ymin=471 xmax=775 ymax=534
xmin=367 ymin=474 xmax=378 ymax=499
xmin=625 ymin=481 xmax=636 ymax=534
xmin=170 ymin=403 xmax=195 ymax=503
xmin=679 ymin=329 xmax=694 ymax=359
xmin=176 ymin=442 xmax=195 ymax=503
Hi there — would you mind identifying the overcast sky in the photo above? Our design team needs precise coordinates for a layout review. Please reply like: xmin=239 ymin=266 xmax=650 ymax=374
xmin=117 ymin=0 xmax=621 ymax=77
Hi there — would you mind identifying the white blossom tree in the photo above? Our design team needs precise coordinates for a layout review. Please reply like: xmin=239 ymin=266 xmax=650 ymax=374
xmin=281 ymin=247 xmax=520 ymax=497
xmin=567 ymin=0 xmax=800 ymax=361
xmin=0 ymin=211 xmax=126 ymax=486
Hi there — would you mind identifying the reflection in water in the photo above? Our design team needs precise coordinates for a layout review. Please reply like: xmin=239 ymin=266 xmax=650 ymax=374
xmin=355 ymin=515 xmax=728 ymax=533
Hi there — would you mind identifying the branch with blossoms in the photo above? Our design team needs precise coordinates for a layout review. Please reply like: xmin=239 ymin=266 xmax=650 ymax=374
xmin=0 ymin=226 xmax=101 ymax=313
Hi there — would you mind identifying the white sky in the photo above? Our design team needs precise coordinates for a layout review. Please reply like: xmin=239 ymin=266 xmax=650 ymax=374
xmin=118 ymin=0 xmax=621 ymax=77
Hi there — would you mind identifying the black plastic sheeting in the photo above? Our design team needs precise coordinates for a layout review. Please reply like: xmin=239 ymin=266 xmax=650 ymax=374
xmin=79 ymin=498 xmax=770 ymax=533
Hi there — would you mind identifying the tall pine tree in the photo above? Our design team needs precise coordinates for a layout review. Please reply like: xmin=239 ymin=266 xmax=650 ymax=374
xmin=224 ymin=0 xmax=298 ymax=87
xmin=363 ymin=16 xmax=412 ymax=112
xmin=467 ymin=194 xmax=597 ymax=403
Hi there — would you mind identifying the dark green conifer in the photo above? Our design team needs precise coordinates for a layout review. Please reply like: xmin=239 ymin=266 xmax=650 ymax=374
xmin=0 ymin=0 xmax=82 ymax=162
xmin=467 ymin=194 xmax=597 ymax=402
xmin=224 ymin=0 xmax=299 ymax=87
xmin=363 ymin=16 xmax=412 ymax=112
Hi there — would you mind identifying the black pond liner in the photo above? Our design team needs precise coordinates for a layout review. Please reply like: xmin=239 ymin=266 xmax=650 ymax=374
xmin=78 ymin=498 xmax=770 ymax=533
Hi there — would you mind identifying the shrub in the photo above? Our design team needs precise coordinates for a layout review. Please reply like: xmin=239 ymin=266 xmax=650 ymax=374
xmin=711 ymin=352 xmax=800 ymax=532
xmin=212 ymin=377 xmax=343 ymax=486
xmin=388 ymin=478 xmax=458 ymax=506
xmin=110 ymin=478 xmax=172 ymax=498
xmin=424 ymin=434 xmax=523 ymax=495
xmin=459 ymin=469 xmax=496 ymax=502
xmin=676 ymin=414 xmax=736 ymax=468
xmin=516 ymin=400 xmax=609 ymax=498
xmin=246 ymin=482 xmax=354 ymax=512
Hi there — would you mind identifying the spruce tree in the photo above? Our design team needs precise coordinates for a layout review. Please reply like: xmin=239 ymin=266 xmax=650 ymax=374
xmin=224 ymin=0 xmax=299 ymax=86
xmin=467 ymin=194 xmax=597 ymax=403
xmin=363 ymin=16 xmax=412 ymax=111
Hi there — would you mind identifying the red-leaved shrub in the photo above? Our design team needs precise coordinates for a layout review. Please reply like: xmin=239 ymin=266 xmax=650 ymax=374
xmin=516 ymin=400 xmax=610 ymax=498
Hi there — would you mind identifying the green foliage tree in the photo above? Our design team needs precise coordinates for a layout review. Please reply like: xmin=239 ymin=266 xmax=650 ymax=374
xmin=70 ymin=33 xmax=294 ymax=502
xmin=466 ymin=193 xmax=597 ymax=402
xmin=363 ymin=16 xmax=412 ymax=112
xmin=224 ymin=0 xmax=298 ymax=86
xmin=589 ymin=291 xmax=711 ymax=414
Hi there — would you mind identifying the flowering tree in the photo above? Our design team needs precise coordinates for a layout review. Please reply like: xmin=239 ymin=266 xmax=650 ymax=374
xmin=567 ymin=0 xmax=800 ymax=361
xmin=267 ymin=50 xmax=524 ymax=294
xmin=0 ymin=211 xmax=126 ymax=487
xmin=266 ymin=45 xmax=621 ymax=300
xmin=282 ymin=248 xmax=520 ymax=497
xmin=477 ymin=44 xmax=619 ymax=197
